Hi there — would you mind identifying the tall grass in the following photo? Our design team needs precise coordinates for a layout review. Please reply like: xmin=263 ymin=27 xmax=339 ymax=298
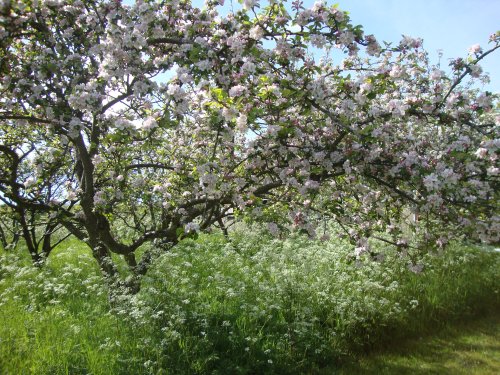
xmin=0 ymin=226 xmax=498 ymax=374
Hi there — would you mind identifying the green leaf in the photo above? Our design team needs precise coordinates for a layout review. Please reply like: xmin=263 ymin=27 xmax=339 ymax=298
xmin=278 ymin=126 xmax=294 ymax=139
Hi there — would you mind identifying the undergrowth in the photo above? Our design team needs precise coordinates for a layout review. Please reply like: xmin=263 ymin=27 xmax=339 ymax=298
xmin=0 ymin=227 xmax=498 ymax=374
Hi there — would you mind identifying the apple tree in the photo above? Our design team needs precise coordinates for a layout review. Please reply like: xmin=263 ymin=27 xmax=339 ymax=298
xmin=0 ymin=0 xmax=498 ymax=286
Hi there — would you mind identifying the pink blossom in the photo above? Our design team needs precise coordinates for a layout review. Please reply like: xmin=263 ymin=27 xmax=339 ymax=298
xmin=468 ymin=44 xmax=482 ymax=54
xmin=229 ymin=85 xmax=246 ymax=97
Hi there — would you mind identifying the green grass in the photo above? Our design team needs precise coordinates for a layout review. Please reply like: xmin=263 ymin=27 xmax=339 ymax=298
xmin=0 ymin=226 xmax=499 ymax=374
xmin=336 ymin=311 xmax=500 ymax=374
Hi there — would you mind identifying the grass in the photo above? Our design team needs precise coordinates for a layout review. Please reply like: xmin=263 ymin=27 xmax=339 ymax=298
xmin=0 ymin=225 xmax=499 ymax=374
xmin=337 ymin=311 xmax=500 ymax=374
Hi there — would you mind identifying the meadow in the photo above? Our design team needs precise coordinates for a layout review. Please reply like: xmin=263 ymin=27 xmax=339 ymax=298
xmin=0 ymin=225 xmax=499 ymax=374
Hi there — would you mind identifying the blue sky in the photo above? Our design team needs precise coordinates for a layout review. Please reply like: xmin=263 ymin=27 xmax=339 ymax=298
xmin=336 ymin=0 xmax=500 ymax=91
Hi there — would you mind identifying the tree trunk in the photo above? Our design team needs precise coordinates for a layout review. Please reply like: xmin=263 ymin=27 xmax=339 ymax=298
xmin=91 ymin=241 xmax=118 ymax=279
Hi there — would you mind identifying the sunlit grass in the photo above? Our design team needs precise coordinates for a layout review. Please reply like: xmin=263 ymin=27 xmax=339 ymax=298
xmin=0 ymin=225 xmax=498 ymax=374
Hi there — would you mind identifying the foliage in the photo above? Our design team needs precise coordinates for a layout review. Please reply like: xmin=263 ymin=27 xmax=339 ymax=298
xmin=1 ymin=228 xmax=499 ymax=374
xmin=0 ymin=0 xmax=498 ymax=278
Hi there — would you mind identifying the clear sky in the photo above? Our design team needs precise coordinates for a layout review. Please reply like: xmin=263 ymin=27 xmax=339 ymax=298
xmin=334 ymin=0 xmax=500 ymax=92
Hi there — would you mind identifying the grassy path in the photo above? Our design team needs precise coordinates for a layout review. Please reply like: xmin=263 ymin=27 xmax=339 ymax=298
xmin=336 ymin=312 xmax=500 ymax=374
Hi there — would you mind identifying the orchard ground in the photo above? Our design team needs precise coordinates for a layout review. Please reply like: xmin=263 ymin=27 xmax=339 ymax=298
xmin=1 ymin=224 xmax=498 ymax=374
